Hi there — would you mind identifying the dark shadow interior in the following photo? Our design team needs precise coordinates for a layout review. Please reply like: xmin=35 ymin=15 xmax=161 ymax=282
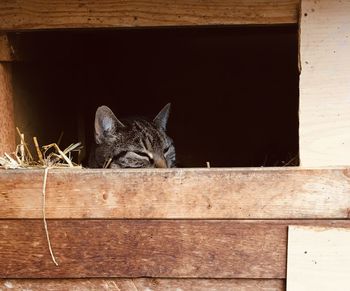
xmin=11 ymin=25 xmax=299 ymax=167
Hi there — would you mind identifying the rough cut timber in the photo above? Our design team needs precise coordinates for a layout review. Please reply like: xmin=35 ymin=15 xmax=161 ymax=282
xmin=299 ymin=0 xmax=350 ymax=166
xmin=287 ymin=226 xmax=350 ymax=291
xmin=0 ymin=220 xmax=349 ymax=279
xmin=0 ymin=278 xmax=285 ymax=291
xmin=1 ymin=168 xmax=350 ymax=219
xmin=0 ymin=0 xmax=299 ymax=30
xmin=0 ymin=63 xmax=15 ymax=155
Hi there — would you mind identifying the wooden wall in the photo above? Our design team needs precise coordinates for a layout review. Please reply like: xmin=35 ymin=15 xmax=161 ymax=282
xmin=0 ymin=167 xmax=349 ymax=290
xmin=1 ymin=0 xmax=350 ymax=290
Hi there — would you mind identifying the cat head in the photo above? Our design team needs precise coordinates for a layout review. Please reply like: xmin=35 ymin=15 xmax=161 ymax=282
xmin=92 ymin=104 xmax=176 ymax=168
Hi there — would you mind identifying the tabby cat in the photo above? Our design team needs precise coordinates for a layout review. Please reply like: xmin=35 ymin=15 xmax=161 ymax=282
xmin=89 ymin=104 xmax=176 ymax=168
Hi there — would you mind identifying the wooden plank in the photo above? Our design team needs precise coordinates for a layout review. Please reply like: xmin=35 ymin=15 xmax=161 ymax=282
xmin=1 ymin=168 xmax=350 ymax=219
xmin=0 ymin=220 xmax=349 ymax=279
xmin=0 ymin=34 xmax=13 ymax=61
xmin=0 ymin=63 xmax=15 ymax=155
xmin=0 ymin=220 xmax=286 ymax=279
xmin=287 ymin=226 xmax=350 ymax=291
xmin=0 ymin=278 xmax=285 ymax=291
xmin=299 ymin=0 xmax=350 ymax=166
xmin=0 ymin=0 xmax=299 ymax=30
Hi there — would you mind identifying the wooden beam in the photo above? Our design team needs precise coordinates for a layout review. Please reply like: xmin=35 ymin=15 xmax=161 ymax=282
xmin=1 ymin=168 xmax=350 ymax=219
xmin=287 ymin=226 xmax=350 ymax=291
xmin=0 ymin=279 xmax=285 ymax=290
xmin=0 ymin=34 xmax=14 ymax=61
xmin=0 ymin=0 xmax=299 ymax=31
xmin=0 ymin=220 xmax=349 ymax=278
xmin=0 ymin=63 xmax=15 ymax=155
xmin=299 ymin=0 xmax=350 ymax=166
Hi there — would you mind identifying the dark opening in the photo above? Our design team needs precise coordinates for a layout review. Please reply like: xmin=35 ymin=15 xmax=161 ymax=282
xmin=11 ymin=26 xmax=299 ymax=167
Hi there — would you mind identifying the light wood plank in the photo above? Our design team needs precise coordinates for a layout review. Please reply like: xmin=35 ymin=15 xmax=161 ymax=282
xmin=0 ymin=0 xmax=299 ymax=30
xmin=0 ymin=220 xmax=349 ymax=279
xmin=287 ymin=226 xmax=350 ymax=291
xmin=1 ymin=168 xmax=350 ymax=219
xmin=299 ymin=0 xmax=350 ymax=166
xmin=0 ymin=278 xmax=285 ymax=291
xmin=0 ymin=63 xmax=15 ymax=155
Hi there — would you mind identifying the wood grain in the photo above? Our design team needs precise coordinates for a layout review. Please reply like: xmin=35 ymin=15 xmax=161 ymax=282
xmin=0 ymin=220 xmax=349 ymax=279
xmin=0 ymin=63 xmax=15 ymax=155
xmin=299 ymin=0 xmax=350 ymax=166
xmin=0 ymin=220 xmax=286 ymax=279
xmin=0 ymin=0 xmax=299 ymax=30
xmin=0 ymin=34 xmax=13 ymax=61
xmin=287 ymin=226 xmax=350 ymax=291
xmin=1 ymin=167 xmax=350 ymax=219
xmin=0 ymin=278 xmax=285 ymax=291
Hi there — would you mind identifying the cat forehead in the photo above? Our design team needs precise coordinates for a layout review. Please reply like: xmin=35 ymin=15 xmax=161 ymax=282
xmin=131 ymin=120 xmax=164 ymax=137
xmin=131 ymin=119 xmax=155 ymax=131
xmin=111 ymin=119 xmax=166 ymax=147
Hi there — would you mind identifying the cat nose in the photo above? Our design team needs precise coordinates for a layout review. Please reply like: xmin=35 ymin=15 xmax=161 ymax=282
xmin=154 ymin=156 xmax=167 ymax=168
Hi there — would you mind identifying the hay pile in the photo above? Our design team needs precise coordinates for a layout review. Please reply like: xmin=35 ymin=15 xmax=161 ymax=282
xmin=0 ymin=128 xmax=82 ymax=169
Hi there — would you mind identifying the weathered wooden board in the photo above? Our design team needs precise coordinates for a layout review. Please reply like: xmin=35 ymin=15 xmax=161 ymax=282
xmin=0 ymin=220 xmax=349 ymax=279
xmin=0 ymin=278 xmax=285 ymax=291
xmin=0 ymin=0 xmax=299 ymax=31
xmin=0 ymin=220 xmax=285 ymax=278
xmin=287 ymin=226 xmax=350 ymax=291
xmin=1 ymin=168 xmax=350 ymax=219
xmin=0 ymin=63 xmax=15 ymax=155
xmin=299 ymin=0 xmax=350 ymax=166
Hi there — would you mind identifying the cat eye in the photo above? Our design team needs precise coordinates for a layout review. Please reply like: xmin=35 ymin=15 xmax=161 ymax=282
xmin=112 ymin=151 xmax=128 ymax=161
xmin=133 ymin=151 xmax=154 ymax=161
xmin=163 ymin=146 xmax=171 ymax=155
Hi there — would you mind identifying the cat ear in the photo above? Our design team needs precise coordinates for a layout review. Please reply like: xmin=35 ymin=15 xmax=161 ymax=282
xmin=94 ymin=105 xmax=125 ymax=144
xmin=153 ymin=103 xmax=171 ymax=131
